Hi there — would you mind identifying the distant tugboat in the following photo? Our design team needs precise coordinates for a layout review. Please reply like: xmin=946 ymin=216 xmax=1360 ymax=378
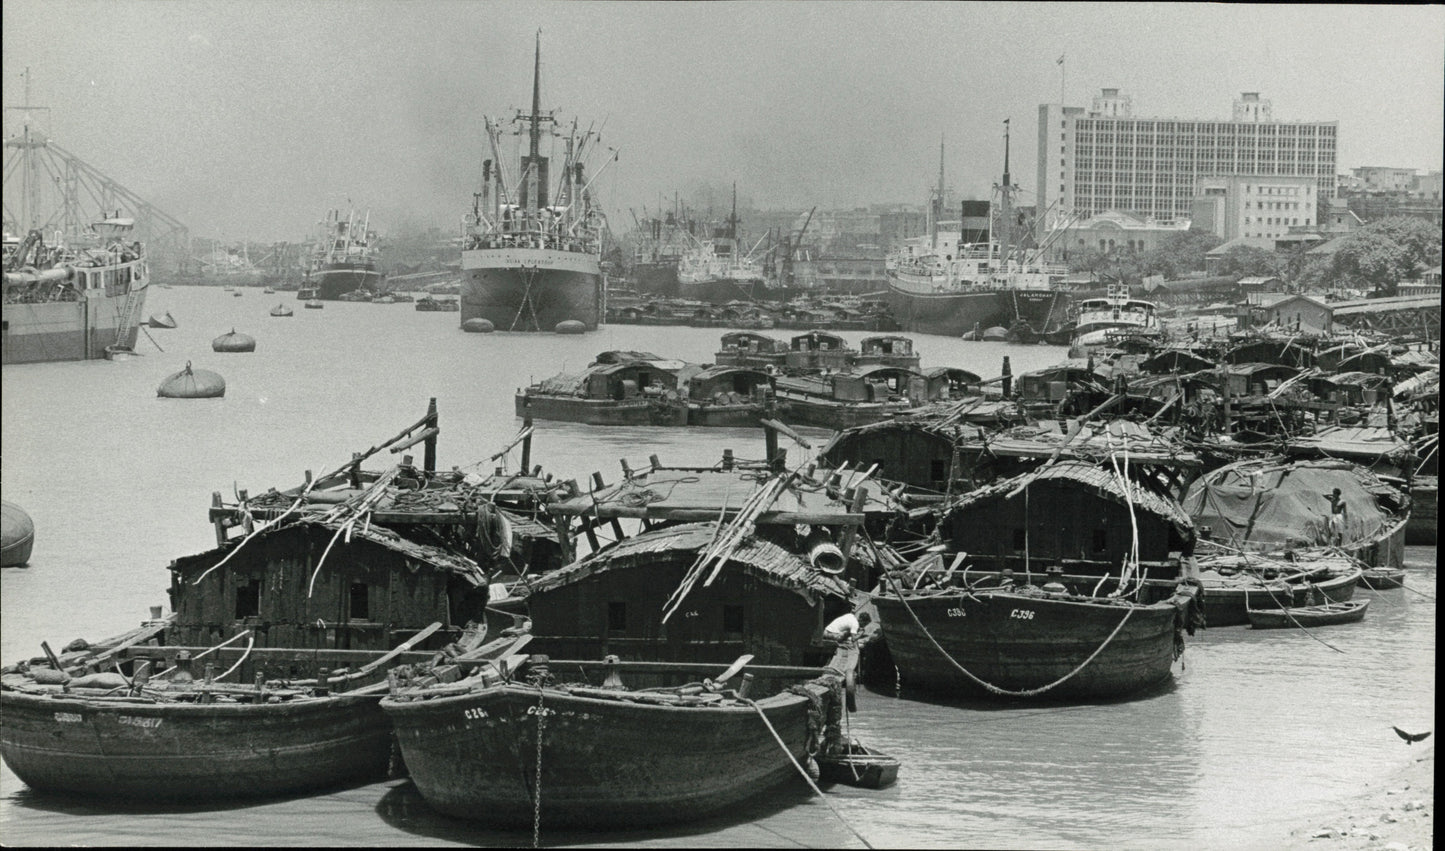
xmin=459 ymin=32 xmax=614 ymax=332
xmin=306 ymin=208 xmax=384 ymax=301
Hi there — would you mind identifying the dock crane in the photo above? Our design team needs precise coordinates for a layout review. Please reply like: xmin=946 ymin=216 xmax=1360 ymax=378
xmin=780 ymin=206 xmax=816 ymax=286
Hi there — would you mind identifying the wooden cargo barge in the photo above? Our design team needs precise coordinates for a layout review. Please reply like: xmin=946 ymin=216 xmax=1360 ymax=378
xmin=383 ymin=651 xmax=852 ymax=827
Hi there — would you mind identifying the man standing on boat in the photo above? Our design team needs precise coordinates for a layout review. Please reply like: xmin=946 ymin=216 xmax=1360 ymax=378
xmin=1325 ymin=488 xmax=1348 ymax=546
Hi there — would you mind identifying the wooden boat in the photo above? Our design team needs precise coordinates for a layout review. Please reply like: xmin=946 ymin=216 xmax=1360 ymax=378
xmin=816 ymin=739 xmax=900 ymax=789
xmin=0 ymin=620 xmax=519 ymax=801
xmin=304 ymin=298 xmax=324 ymax=309
xmin=772 ymin=366 xmax=926 ymax=430
xmin=1184 ymin=457 xmax=1411 ymax=570
xmin=146 ymin=311 xmax=177 ymax=329
xmin=383 ymin=649 xmax=855 ymax=828
xmin=1360 ymin=566 xmax=1406 ymax=590
xmin=269 ymin=304 xmax=294 ymax=317
xmin=1246 ymin=598 xmax=1370 ymax=629
xmin=682 ymin=365 xmax=773 ymax=426
xmin=414 ymin=295 xmax=458 ymax=312
xmin=1197 ymin=552 xmax=1362 ymax=627
xmin=514 ymin=355 xmax=695 ymax=426
xmin=873 ymin=580 xmax=1200 ymax=701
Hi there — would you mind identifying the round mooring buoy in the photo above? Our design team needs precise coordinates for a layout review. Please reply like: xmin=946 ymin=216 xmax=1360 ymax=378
xmin=212 ymin=328 xmax=256 ymax=352
xmin=158 ymin=361 xmax=226 ymax=399
xmin=555 ymin=320 xmax=586 ymax=335
xmin=1 ymin=500 xmax=35 ymax=567
xmin=462 ymin=318 xmax=495 ymax=333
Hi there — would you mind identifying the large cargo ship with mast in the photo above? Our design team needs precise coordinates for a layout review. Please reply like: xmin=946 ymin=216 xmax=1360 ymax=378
xmin=886 ymin=126 xmax=1070 ymax=338
xmin=460 ymin=34 xmax=613 ymax=332
xmin=2 ymin=83 xmax=147 ymax=365
xmin=676 ymin=184 xmax=767 ymax=304
xmin=306 ymin=208 xmax=384 ymax=300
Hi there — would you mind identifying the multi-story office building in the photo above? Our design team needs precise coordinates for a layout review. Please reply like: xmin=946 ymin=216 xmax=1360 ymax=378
xmin=1193 ymin=175 xmax=1319 ymax=242
xmin=1037 ymin=90 xmax=1338 ymax=237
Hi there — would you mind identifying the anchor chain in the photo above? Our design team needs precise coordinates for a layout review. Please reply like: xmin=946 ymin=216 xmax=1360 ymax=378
xmin=531 ymin=685 xmax=550 ymax=848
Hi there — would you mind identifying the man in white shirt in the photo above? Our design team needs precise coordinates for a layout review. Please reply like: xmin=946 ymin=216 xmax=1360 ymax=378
xmin=824 ymin=610 xmax=872 ymax=644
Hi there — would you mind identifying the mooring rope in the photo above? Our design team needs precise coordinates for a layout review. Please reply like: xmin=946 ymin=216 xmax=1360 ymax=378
xmin=742 ymin=698 xmax=874 ymax=850
xmin=1250 ymin=581 xmax=1347 ymax=654
xmin=881 ymin=571 xmax=1135 ymax=698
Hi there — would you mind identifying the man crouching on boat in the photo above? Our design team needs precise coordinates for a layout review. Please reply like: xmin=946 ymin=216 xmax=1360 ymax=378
xmin=824 ymin=610 xmax=872 ymax=646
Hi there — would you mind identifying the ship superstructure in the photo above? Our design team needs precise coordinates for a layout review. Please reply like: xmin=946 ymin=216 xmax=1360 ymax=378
xmin=460 ymin=33 xmax=616 ymax=332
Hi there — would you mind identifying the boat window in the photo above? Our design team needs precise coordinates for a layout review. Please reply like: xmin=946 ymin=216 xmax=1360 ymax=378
xmin=348 ymin=583 xmax=370 ymax=620
xmin=235 ymin=579 xmax=261 ymax=619
xmin=723 ymin=605 xmax=744 ymax=635
xmin=607 ymin=601 xmax=627 ymax=632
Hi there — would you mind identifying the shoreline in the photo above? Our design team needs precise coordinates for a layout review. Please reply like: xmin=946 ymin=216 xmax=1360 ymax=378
xmin=1276 ymin=743 xmax=1433 ymax=850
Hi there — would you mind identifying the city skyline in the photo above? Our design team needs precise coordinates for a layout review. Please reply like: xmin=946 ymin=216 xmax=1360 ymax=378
xmin=3 ymin=1 xmax=1442 ymax=241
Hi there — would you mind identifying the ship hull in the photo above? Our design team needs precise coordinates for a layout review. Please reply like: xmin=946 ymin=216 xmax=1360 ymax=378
xmin=633 ymin=261 xmax=680 ymax=297
xmin=886 ymin=274 xmax=1068 ymax=337
xmin=461 ymin=247 xmax=602 ymax=332
xmin=678 ymin=277 xmax=761 ymax=305
xmin=2 ymin=289 xmax=146 ymax=365
xmin=314 ymin=263 xmax=385 ymax=301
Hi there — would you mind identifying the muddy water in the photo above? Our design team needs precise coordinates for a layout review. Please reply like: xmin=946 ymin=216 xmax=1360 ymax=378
xmin=1 ymin=287 xmax=1434 ymax=847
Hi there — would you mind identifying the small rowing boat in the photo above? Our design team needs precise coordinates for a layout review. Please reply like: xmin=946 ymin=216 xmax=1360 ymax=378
xmin=1246 ymin=598 xmax=1370 ymax=630
xmin=816 ymin=739 xmax=900 ymax=788
xmin=1360 ymin=566 xmax=1406 ymax=590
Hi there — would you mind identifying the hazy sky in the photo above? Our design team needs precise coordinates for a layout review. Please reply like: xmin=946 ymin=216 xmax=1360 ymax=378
xmin=4 ymin=1 xmax=1442 ymax=241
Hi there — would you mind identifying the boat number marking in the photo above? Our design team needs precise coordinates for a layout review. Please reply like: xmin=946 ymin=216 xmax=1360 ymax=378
xmin=53 ymin=712 xmax=83 ymax=723
xmin=1010 ymin=609 xmax=1035 ymax=620
xmin=946 ymin=607 xmax=967 ymax=618
xmin=683 ymin=610 xmax=700 ymax=619
xmin=463 ymin=708 xmax=489 ymax=720
xmin=118 ymin=716 xmax=162 ymax=729
xmin=526 ymin=706 xmax=555 ymax=717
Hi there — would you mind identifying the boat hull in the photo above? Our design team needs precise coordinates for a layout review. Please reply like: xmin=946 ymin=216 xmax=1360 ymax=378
xmin=873 ymin=589 xmax=1189 ymax=700
xmin=514 ymin=393 xmax=686 ymax=426
xmin=314 ymin=263 xmax=385 ymax=300
xmin=2 ymin=289 xmax=146 ymax=365
xmin=885 ymin=276 xmax=1068 ymax=338
xmin=1200 ymin=568 xmax=1360 ymax=627
xmin=772 ymin=397 xmax=907 ymax=430
xmin=1247 ymin=599 xmax=1369 ymax=629
xmin=1406 ymin=478 xmax=1436 ymax=545
xmin=0 ymin=689 xmax=392 ymax=800
xmin=677 ymin=277 xmax=760 ymax=305
xmin=383 ymin=683 xmax=818 ymax=827
xmin=462 ymin=247 xmax=601 ymax=332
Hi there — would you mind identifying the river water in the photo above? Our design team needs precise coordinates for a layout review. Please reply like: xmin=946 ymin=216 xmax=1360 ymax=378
xmin=0 ymin=286 xmax=1435 ymax=848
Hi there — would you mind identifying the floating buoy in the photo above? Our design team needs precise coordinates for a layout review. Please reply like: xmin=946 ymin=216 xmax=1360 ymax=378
xmin=462 ymin=318 xmax=495 ymax=333
xmin=212 ymin=328 xmax=256 ymax=352
xmin=1 ymin=501 xmax=35 ymax=567
xmin=555 ymin=319 xmax=586 ymax=335
xmin=981 ymin=326 xmax=1009 ymax=342
xmin=158 ymin=361 xmax=225 ymax=398
xmin=270 ymin=304 xmax=293 ymax=317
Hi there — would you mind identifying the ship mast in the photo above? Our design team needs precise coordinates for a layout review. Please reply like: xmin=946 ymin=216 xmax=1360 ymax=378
xmin=996 ymin=119 xmax=1014 ymax=267
xmin=931 ymin=136 xmax=944 ymax=250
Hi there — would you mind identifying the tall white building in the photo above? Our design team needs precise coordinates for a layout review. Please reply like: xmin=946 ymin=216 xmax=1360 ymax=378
xmin=1036 ymin=91 xmax=1338 ymax=237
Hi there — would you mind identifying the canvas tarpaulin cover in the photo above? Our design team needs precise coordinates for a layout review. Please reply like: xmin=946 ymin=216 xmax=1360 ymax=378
xmin=1182 ymin=459 xmax=1402 ymax=549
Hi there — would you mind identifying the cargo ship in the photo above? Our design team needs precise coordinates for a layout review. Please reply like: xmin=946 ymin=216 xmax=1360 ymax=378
xmin=676 ymin=185 xmax=768 ymax=304
xmin=306 ymin=208 xmax=384 ymax=300
xmin=3 ymin=219 xmax=148 ymax=364
xmin=460 ymin=33 xmax=614 ymax=332
xmin=886 ymin=128 xmax=1070 ymax=338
